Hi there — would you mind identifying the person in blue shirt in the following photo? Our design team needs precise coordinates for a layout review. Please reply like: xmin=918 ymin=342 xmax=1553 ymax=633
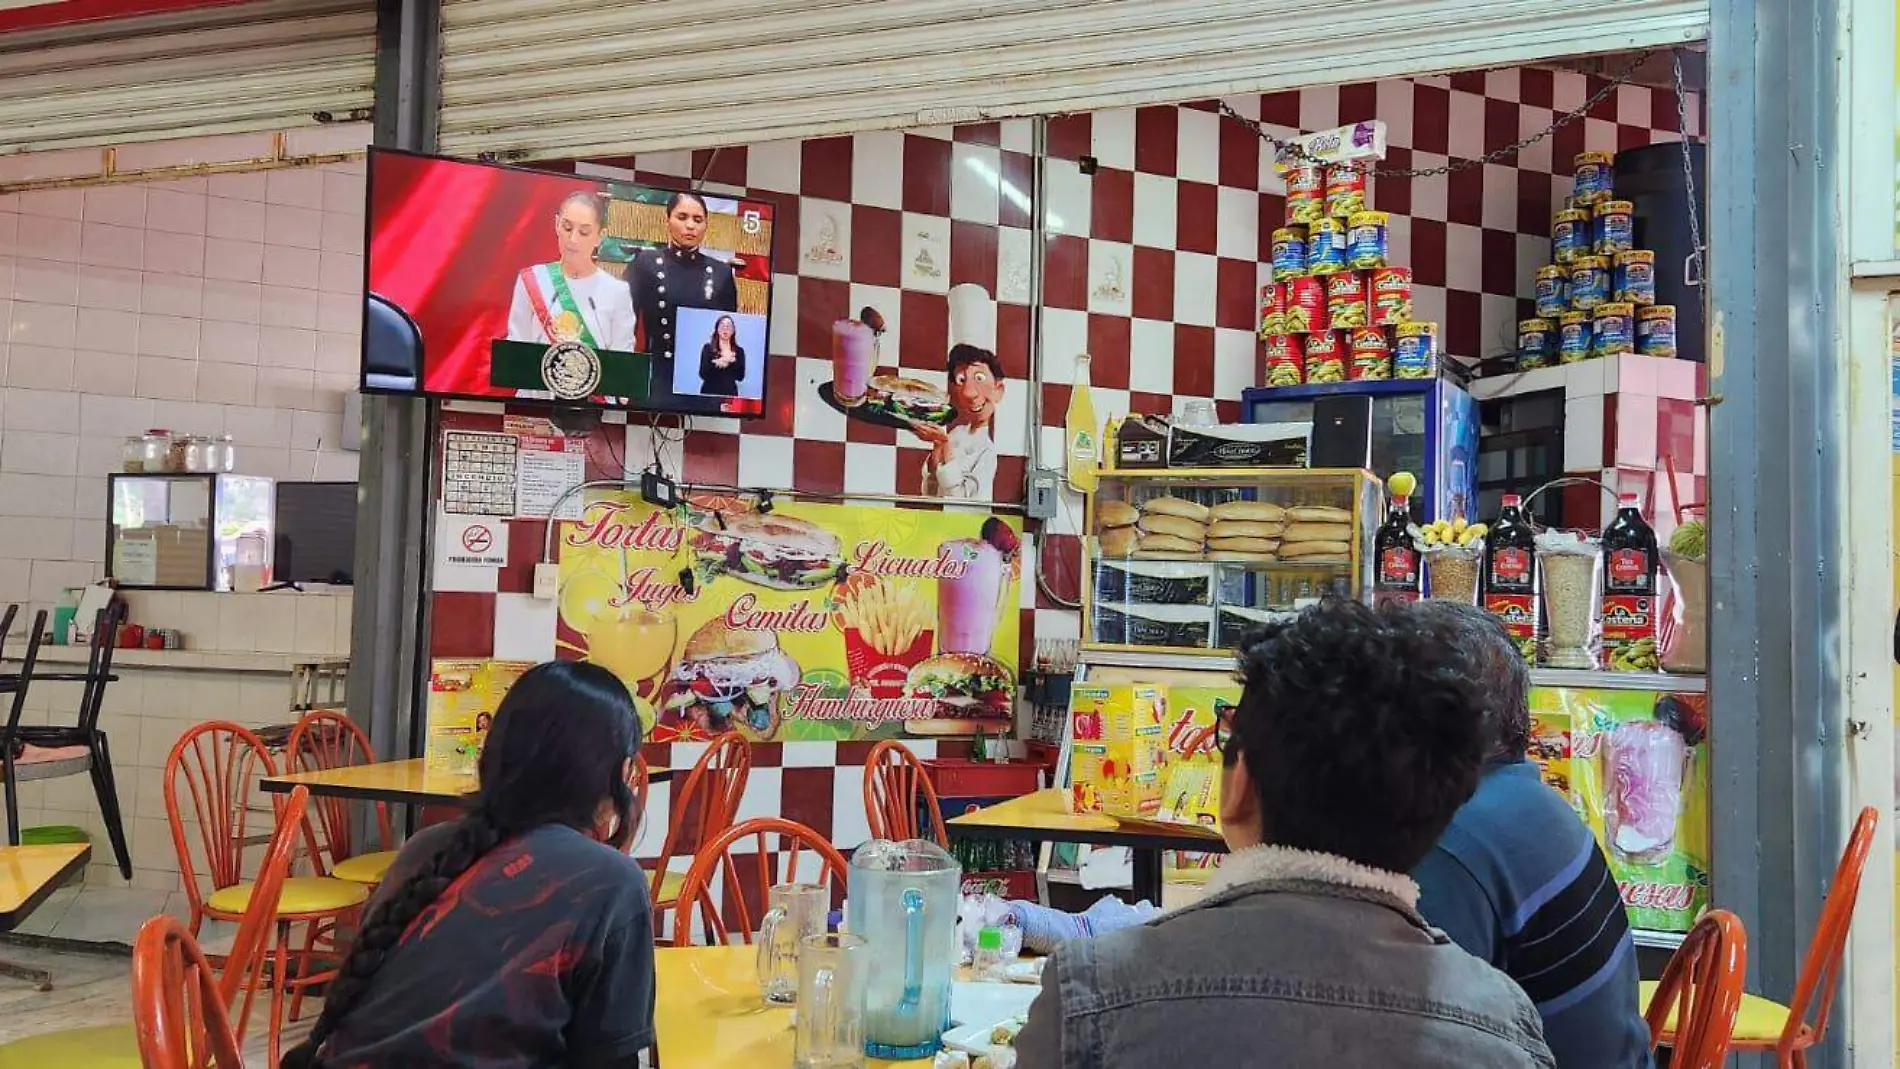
xmin=1410 ymin=601 xmax=1654 ymax=1069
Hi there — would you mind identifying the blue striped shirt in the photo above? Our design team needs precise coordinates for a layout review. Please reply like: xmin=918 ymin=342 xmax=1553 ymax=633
xmin=1414 ymin=760 xmax=1653 ymax=1069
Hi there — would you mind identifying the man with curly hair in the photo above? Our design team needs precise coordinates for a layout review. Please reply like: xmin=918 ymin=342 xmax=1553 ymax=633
xmin=1409 ymin=601 xmax=1652 ymax=1069
xmin=1016 ymin=599 xmax=1554 ymax=1068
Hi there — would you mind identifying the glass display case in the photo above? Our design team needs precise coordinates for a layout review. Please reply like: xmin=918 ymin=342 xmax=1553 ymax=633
xmin=106 ymin=473 xmax=276 ymax=591
xmin=1083 ymin=468 xmax=1382 ymax=655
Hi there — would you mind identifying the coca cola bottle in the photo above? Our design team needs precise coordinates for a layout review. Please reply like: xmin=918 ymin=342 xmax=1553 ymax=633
xmin=1600 ymin=492 xmax=1660 ymax=672
xmin=1373 ymin=494 xmax=1420 ymax=607
xmin=1482 ymin=494 xmax=1538 ymax=662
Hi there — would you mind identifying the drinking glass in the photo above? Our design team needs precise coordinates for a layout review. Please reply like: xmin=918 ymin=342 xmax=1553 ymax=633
xmin=795 ymin=933 xmax=869 ymax=1069
xmin=756 ymin=882 xmax=827 ymax=1005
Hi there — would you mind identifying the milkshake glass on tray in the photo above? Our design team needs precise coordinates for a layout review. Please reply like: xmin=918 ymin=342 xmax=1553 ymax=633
xmin=937 ymin=538 xmax=1006 ymax=653
xmin=1602 ymin=720 xmax=1689 ymax=865
xmin=831 ymin=319 xmax=877 ymax=405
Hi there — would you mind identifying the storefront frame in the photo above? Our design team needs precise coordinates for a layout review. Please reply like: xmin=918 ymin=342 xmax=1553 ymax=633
xmin=351 ymin=1 xmax=1884 ymax=1063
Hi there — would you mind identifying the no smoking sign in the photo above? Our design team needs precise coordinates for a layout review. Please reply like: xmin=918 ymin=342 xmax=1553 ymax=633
xmin=441 ymin=516 xmax=508 ymax=569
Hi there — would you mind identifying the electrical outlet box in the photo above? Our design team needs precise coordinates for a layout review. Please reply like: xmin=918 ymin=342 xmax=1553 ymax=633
xmin=533 ymin=562 xmax=560 ymax=600
xmin=1026 ymin=468 xmax=1062 ymax=520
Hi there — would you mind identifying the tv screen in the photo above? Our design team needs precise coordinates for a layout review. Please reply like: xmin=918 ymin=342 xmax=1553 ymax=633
xmin=361 ymin=148 xmax=776 ymax=417
xmin=274 ymin=481 xmax=358 ymax=585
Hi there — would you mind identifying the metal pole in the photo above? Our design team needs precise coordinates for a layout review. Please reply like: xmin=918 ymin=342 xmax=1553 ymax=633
xmin=1708 ymin=0 xmax=1847 ymax=1063
xmin=349 ymin=0 xmax=439 ymax=766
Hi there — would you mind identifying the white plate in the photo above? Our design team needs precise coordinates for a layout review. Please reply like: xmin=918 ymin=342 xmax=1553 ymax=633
xmin=948 ymin=980 xmax=1038 ymax=1029
xmin=943 ymin=1016 xmax=1026 ymax=1057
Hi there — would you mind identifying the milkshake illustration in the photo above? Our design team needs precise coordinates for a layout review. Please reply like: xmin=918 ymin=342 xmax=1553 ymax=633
xmin=935 ymin=519 xmax=1019 ymax=655
xmin=831 ymin=318 xmax=877 ymax=405
xmin=1602 ymin=720 xmax=1689 ymax=865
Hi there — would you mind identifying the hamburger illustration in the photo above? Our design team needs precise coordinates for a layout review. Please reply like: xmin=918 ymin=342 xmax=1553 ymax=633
xmin=690 ymin=511 xmax=846 ymax=590
xmin=659 ymin=618 xmax=801 ymax=740
xmin=902 ymin=651 xmax=1015 ymax=735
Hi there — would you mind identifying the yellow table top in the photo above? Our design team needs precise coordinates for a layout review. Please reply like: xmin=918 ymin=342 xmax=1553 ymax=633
xmin=946 ymin=788 xmax=1226 ymax=851
xmin=259 ymin=758 xmax=674 ymax=806
xmin=655 ymin=945 xmax=933 ymax=1068
xmin=0 ymin=843 xmax=90 ymax=931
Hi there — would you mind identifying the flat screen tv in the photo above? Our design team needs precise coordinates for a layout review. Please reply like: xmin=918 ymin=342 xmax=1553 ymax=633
xmin=361 ymin=148 xmax=777 ymax=418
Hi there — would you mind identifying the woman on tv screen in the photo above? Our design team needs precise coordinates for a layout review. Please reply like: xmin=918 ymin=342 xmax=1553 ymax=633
xmin=698 ymin=314 xmax=746 ymax=396
xmin=506 ymin=190 xmax=637 ymax=353
xmin=625 ymin=191 xmax=740 ymax=361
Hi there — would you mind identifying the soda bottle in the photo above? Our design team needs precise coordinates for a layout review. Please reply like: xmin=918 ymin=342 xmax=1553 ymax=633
xmin=1599 ymin=492 xmax=1660 ymax=672
xmin=1372 ymin=493 xmax=1421 ymax=607
xmin=1482 ymin=494 xmax=1538 ymax=662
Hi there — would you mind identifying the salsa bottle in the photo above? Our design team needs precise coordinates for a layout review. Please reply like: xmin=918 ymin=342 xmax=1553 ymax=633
xmin=1373 ymin=494 xmax=1420 ymax=607
xmin=1482 ymin=494 xmax=1538 ymax=662
xmin=1600 ymin=492 xmax=1660 ymax=672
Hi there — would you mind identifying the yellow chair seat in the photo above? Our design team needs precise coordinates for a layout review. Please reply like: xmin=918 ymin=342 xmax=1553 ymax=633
xmin=653 ymin=868 xmax=686 ymax=905
xmin=0 ymin=1024 xmax=137 ymax=1067
xmin=208 ymin=875 xmax=367 ymax=917
xmin=1639 ymin=980 xmax=1802 ymax=1043
xmin=331 ymin=850 xmax=399 ymax=886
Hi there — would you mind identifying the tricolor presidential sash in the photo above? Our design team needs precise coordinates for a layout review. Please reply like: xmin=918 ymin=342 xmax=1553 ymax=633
xmin=518 ymin=264 xmax=599 ymax=349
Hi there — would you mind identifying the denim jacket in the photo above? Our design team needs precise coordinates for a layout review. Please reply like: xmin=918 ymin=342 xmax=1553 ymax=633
xmin=1014 ymin=845 xmax=1556 ymax=1069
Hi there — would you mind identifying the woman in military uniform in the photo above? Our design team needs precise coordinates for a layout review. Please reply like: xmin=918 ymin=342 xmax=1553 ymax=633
xmin=624 ymin=192 xmax=740 ymax=379
xmin=506 ymin=190 xmax=637 ymax=352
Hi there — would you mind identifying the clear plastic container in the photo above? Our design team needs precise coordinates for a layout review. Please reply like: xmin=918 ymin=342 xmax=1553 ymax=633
xmin=1424 ymin=546 xmax=1481 ymax=603
xmin=1538 ymin=534 xmax=1600 ymax=669
xmin=973 ymin=927 xmax=1008 ymax=982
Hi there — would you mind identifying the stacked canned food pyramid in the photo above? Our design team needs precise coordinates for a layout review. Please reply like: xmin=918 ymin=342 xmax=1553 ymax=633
xmin=1518 ymin=151 xmax=1678 ymax=369
xmin=1256 ymin=157 xmax=1440 ymax=386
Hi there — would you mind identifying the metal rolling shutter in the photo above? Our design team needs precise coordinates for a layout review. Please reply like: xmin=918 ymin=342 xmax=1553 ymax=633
xmin=437 ymin=0 xmax=1708 ymax=161
xmin=0 ymin=0 xmax=376 ymax=157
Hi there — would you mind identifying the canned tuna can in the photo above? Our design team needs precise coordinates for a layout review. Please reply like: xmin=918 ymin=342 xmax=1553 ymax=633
xmin=1518 ymin=318 xmax=1555 ymax=370
xmin=1270 ymin=227 xmax=1308 ymax=282
xmin=1568 ymin=256 xmax=1610 ymax=312
xmin=1594 ymin=200 xmax=1635 ymax=256
xmin=1263 ymin=334 xmax=1305 ymax=386
xmin=1307 ymin=218 xmax=1347 ymax=276
xmin=1345 ymin=211 xmax=1389 ymax=270
xmin=1593 ymin=302 xmax=1635 ymax=357
xmin=1285 ymin=276 xmax=1327 ymax=333
xmin=1534 ymin=265 xmax=1569 ymax=318
xmin=1348 ymin=327 xmax=1392 ymax=380
xmin=1572 ymin=151 xmax=1615 ymax=205
xmin=1370 ymin=267 xmax=1413 ymax=325
xmin=1282 ymin=162 xmax=1325 ymax=225
xmin=1326 ymin=272 xmax=1370 ymax=329
xmin=1559 ymin=312 xmax=1594 ymax=363
xmin=1325 ymin=163 xmax=1367 ymax=219
xmin=1614 ymin=250 xmax=1656 ymax=306
xmin=1392 ymin=321 xmax=1438 ymax=380
xmin=1552 ymin=209 xmax=1592 ymax=266
xmin=1639 ymin=305 xmax=1678 ymax=358
xmin=1303 ymin=330 xmax=1346 ymax=383
xmin=1258 ymin=283 xmax=1287 ymax=337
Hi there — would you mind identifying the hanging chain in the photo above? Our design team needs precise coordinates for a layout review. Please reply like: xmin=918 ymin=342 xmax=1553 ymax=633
xmin=1671 ymin=48 xmax=1705 ymax=287
xmin=1216 ymin=49 xmax=1657 ymax=179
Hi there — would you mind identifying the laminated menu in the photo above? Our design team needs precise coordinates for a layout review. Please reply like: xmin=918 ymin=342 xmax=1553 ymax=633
xmin=1068 ymin=684 xmax=1165 ymax=818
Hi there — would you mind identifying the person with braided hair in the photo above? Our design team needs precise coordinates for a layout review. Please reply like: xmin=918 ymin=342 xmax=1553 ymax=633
xmin=280 ymin=660 xmax=653 ymax=1068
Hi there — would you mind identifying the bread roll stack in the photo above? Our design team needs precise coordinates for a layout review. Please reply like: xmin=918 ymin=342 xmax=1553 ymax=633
xmin=1095 ymin=499 xmax=1141 ymax=557
xmin=1207 ymin=500 xmax=1285 ymax=561
xmin=1135 ymin=496 xmax=1209 ymax=559
xmin=1277 ymin=505 xmax=1353 ymax=560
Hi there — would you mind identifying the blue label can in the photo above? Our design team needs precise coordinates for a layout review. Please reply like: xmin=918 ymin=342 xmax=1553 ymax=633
xmin=1559 ymin=312 xmax=1594 ymax=363
xmin=1392 ymin=321 xmax=1438 ymax=379
xmin=1535 ymin=265 xmax=1568 ymax=318
xmin=1593 ymin=302 xmax=1634 ymax=357
xmin=1614 ymin=250 xmax=1656 ymax=305
xmin=1594 ymin=200 xmax=1634 ymax=255
xmin=1573 ymin=151 xmax=1615 ymax=204
xmin=1307 ymin=218 xmax=1347 ymax=276
xmin=1639 ymin=305 xmax=1678 ymax=358
xmin=1346 ymin=211 xmax=1388 ymax=270
xmin=1271 ymin=227 xmax=1307 ymax=281
xmin=1568 ymin=257 xmax=1610 ymax=312
xmin=1552 ymin=209 xmax=1592 ymax=265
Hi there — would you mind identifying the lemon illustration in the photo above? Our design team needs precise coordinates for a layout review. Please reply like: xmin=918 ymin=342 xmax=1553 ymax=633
xmin=558 ymin=568 xmax=620 ymax=633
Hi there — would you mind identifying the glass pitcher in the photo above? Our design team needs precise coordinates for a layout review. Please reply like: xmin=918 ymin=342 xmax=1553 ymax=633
xmin=845 ymin=838 xmax=961 ymax=1060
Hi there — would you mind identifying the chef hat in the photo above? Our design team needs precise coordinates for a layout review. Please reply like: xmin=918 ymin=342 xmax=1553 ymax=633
xmin=948 ymin=283 xmax=997 ymax=353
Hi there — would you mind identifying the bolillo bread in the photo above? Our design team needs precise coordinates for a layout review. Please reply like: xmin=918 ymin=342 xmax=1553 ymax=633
xmin=1138 ymin=513 xmax=1207 ymax=543
xmin=1140 ymin=496 xmax=1212 ymax=523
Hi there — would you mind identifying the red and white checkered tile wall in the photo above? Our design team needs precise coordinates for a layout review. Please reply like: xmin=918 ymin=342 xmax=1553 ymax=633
xmin=436 ymin=65 xmax=1703 ymax=858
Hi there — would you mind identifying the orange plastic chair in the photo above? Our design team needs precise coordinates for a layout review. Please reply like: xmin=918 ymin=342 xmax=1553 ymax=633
xmin=863 ymin=740 xmax=947 ymax=844
xmin=285 ymin=711 xmax=397 ymax=886
xmin=166 ymin=721 xmax=368 ymax=1067
xmin=671 ymin=817 xmax=849 ymax=947
xmin=132 ymin=915 xmax=245 ymax=1069
xmin=621 ymin=753 xmax=650 ymax=856
xmin=650 ymin=734 xmax=752 ymax=924
xmin=0 ymin=786 xmax=310 ymax=1067
xmin=1644 ymin=909 xmax=1747 ymax=1069
xmin=1642 ymin=806 xmax=1878 ymax=1068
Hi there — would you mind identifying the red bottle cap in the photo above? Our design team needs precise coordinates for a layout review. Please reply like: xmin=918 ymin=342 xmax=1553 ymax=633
xmin=1500 ymin=494 xmax=1522 ymax=507
xmin=1618 ymin=492 xmax=1640 ymax=505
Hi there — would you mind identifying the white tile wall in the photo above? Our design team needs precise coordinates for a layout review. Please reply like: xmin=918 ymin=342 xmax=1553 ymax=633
xmin=0 ymin=154 xmax=365 ymax=622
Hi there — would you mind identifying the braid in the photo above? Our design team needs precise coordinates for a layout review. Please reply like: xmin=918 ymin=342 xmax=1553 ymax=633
xmin=279 ymin=811 xmax=507 ymax=1069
